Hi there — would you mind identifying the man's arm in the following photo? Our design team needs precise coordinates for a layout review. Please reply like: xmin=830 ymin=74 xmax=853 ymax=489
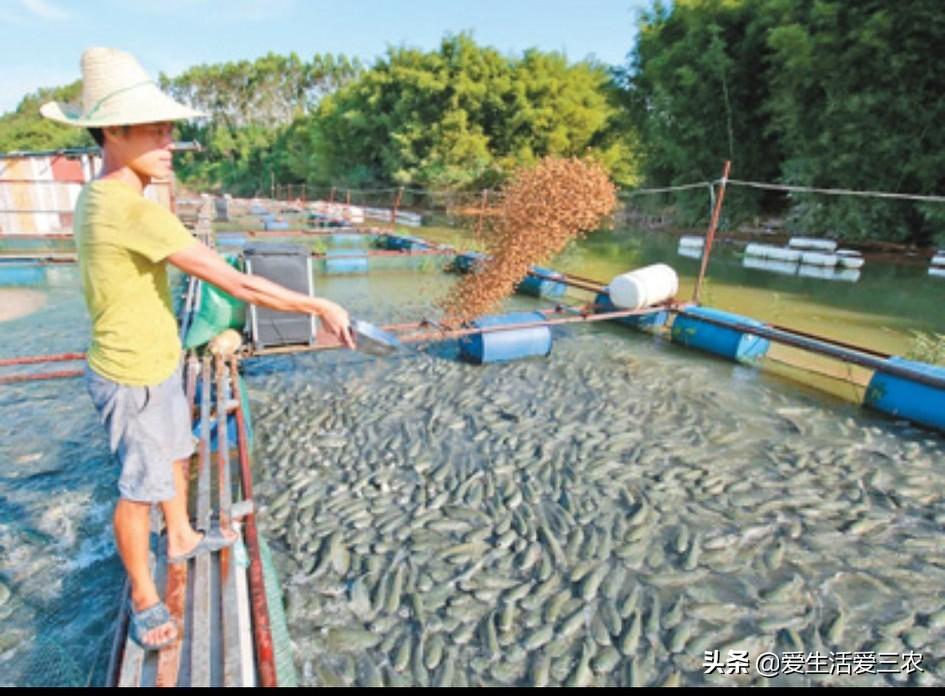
xmin=168 ymin=241 xmax=354 ymax=347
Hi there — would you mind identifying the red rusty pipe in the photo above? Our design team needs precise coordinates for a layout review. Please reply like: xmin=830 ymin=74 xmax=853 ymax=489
xmin=227 ymin=356 xmax=277 ymax=688
xmin=0 ymin=368 xmax=83 ymax=384
xmin=396 ymin=305 xmax=675 ymax=343
xmin=0 ymin=352 xmax=85 ymax=367
xmin=526 ymin=269 xmax=603 ymax=293
xmin=249 ymin=305 xmax=672 ymax=355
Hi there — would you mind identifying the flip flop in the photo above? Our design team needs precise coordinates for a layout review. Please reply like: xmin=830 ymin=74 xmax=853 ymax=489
xmin=167 ymin=527 xmax=238 ymax=564
xmin=129 ymin=601 xmax=178 ymax=651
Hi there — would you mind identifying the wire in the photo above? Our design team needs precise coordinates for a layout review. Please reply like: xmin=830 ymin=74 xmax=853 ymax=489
xmin=619 ymin=182 xmax=713 ymax=196
xmin=724 ymin=179 xmax=945 ymax=204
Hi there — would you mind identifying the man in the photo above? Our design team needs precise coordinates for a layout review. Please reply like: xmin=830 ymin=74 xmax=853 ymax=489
xmin=41 ymin=47 xmax=354 ymax=651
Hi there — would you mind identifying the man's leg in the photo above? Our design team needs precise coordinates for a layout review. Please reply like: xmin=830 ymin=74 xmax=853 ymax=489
xmin=113 ymin=499 xmax=176 ymax=646
xmin=162 ymin=458 xmax=203 ymax=559
xmin=162 ymin=457 xmax=237 ymax=559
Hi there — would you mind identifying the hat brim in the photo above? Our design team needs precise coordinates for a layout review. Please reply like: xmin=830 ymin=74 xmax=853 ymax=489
xmin=40 ymin=85 xmax=206 ymax=128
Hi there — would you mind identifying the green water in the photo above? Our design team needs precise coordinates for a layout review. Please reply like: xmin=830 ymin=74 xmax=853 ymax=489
xmin=413 ymin=225 xmax=945 ymax=357
xmin=1 ymin=235 xmax=943 ymax=686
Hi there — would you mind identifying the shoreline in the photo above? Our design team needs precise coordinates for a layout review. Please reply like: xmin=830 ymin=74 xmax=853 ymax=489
xmin=0 ymin=288 xmax=47 ymax=323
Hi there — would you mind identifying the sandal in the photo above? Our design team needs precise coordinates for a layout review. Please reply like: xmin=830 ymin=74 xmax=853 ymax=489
xmin=129 ymin=601 xmax=178 ymax=651
xmin=167 ymin=527 xmax=238 ymax=564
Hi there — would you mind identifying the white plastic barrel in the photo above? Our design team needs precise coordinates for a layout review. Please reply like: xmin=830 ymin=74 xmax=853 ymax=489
xmin=931 ymin=254 xmax=945 ymax=267
xmin=679 ymin=236 xmax=704 ymax=248
xmin=609 ymin=264 xmax=679 ymax=310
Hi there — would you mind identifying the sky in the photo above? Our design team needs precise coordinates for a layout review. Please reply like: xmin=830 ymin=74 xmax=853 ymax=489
xmin=0 ymin=0 xmax=650 ymax=115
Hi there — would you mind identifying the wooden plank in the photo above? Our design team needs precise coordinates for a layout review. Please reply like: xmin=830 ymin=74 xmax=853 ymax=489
xmin=104 ymin=576 xmax=131 ymax=687
xmin=117 ymin=552 xmax=154 ymax=687
xmin=154 ymin=560 xmax=187 ymax=686
xmin=215 ymin=358 xmax=244 ymax=685
xmin=152 ymin=355 xmax=199 ymax=684
xmin=140 ymin=539 xmax=170 ymax=687
xmin=190 ymin=357 xmax=213 ymax=687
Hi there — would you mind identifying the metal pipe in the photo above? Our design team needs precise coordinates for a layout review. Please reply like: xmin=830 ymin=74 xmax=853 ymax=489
xmin=671 ymin=308 xmax=945 ymax=390
xmin=228 ymin=356 xmax=277 ymax=687
xmin=214 ymin=358 xmax=232 ymax=532
xmin=0 ymin=255 xmax=76 ymax=263
xmin=767 ymin=323 xmax=892 ymax=359
xmin=0 ymin=368 xmax=83 ymax=384
xmin=396 ymin=305 xmax=674 ymax=344
xmin=178 ymin=275 xmax=199 ymax=342
xmin=249 ymin=305 xmax=672 ymax=356
xmin=693 ymin=160 xmax=732 ymax=303
xmin=526 ymin=269 xmax=604 ymax=293
xmin=0 ymin=351 xmax=85 ymax=367
xmin=0 ymin=233 xmax=74 ymax=240
xmin=312 ymin=248 xmax=453 ymax=259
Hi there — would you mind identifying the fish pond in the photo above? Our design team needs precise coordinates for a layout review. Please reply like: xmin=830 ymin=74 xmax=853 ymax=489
xmin=0 ymin=227 xmax=943 ymax=686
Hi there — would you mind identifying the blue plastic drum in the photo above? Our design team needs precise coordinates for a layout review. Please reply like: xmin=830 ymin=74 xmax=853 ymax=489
xmin=330 ymin=233 xmax=367 ymax=246
xmin=865 ymin=357 xmax=945 ymax=433
xmin=192 ymin=375 xmax=255 ymax=453
xmin=670 ymin=306 xmax=770 ymax=364
xmin=516 ymin=266 xmax=567 ymax=299
xmin=453 ymin=251 xmax=487 ymax=273
xmin=324 ymin=250 xmax=368 ymax=274
xmin=594 ymin=291 xmax=668 ymax=331
xmin=0 ymin=262 xmax=46 ymax=287
xmin=382 ymin=234 xmax=428 ymax=252
xmin=460 ymin=311 xmax=553 ymax=364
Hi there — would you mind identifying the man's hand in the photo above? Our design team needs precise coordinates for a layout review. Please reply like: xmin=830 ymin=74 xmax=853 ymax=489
xmin=312 ymin=298 xmax=355 ymax=349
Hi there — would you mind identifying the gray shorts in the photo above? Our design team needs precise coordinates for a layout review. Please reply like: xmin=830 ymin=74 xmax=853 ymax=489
xmin=85 ymin=363 xmax=196 ymax=503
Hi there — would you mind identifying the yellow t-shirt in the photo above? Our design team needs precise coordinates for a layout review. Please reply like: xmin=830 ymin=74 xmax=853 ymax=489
xmin=74 ymin=179 xmax=196 ymax=386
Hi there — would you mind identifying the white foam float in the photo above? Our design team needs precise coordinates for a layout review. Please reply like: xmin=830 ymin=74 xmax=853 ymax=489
xmin=677 ymin=245 xmax=702 ymax=260
xmin=744 ymin=243 xmax=802 ymax=262
xmin=800 ymin=251 xmax=838 ymax=267
xmin=788 ymin=237 xmax=838 ymax=252
xmin=798 ymin=264 xmax=860 ymax=282
xmin=742 ymin=255 xmax=798 ymax=276
xmin=836 ymin=249 xmax=865 ymax=269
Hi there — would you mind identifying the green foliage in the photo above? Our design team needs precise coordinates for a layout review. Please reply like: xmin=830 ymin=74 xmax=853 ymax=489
xmin=162 ymin=52 xmax=363 ymax=195
xmin=619 ymin=0 xmax=781 ymax=225
xmin=285 ymin=34 xmax=637 ymax=190
xmin=762 ymin=0 xmax=945 ymax=244
xmin=906 ymin=331 xmax=945 ymax=366
xmin=623 ymin=0 xmax=945 ymax=244
xmin=0 ymin=81 xmax=92 ymax=152
xmin=0 ymin=36 xmax=634 ymax=196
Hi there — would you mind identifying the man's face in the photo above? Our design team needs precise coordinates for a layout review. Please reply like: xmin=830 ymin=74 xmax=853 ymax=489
xmin=105 ymin=122 xmax=175 ymax=181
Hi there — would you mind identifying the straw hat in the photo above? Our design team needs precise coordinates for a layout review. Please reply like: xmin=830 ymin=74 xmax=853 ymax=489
xmin=40 ymin=47 xmax=206 ymax=127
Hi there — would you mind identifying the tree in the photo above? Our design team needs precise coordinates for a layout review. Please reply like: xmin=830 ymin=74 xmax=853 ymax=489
xmin=162 ymin=52 xmax=362 ymax=195
xmin=0 ymin=81 xmax=91 ymax=153
xmin=287 ymin=33 xmax=636 ymax=190
xmin=619 ymin=0 xmax=781 ymax=226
